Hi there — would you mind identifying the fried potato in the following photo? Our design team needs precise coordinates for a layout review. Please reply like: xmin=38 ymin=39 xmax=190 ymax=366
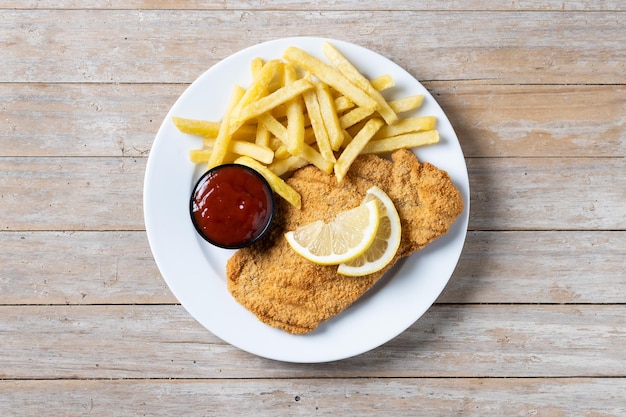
xmin=363 ymin=130 xmax=440 ymax=154
xmin=302 ymin=79 xmax=335 ymax=163
xmin=283 ymin=46 xmax=377 ymax=110
xmin=257 ymin=112 xmax=289 ymax=144
xmin=334 ymin=95 xmax=354 ymax=113
xmin=235 ymin=78 xmax=314 ymax=126
xmin=212 ymin=138 xmax=274 ymax=164
xmin=174 ymin=42 xmax=441 ymax=207
xmin=334 ymin=118 xmax=384 ymax=182
xmin=284 ymin=64 xmax=306 ymax=156
xmin=370 ymin=74 xmax=395 ymax=91
xmin=269 ymin=155 xmax=309 ymax=177
xmin=231 ymin=59 xmax=282 ymax=124
xmin=172 ymin=117 xmax=257 ymax=140
xmin=315 ymin=81 xmax=344 ymax=151
xmin=373 ymin=116 xmax=437 ymax=139
xmin=193 ymin=139 xmax=275 ymax=165
xmin=389 ymin=94 xmax=424 ymax=113
xmin=235 ymin=156 xmax=301 ymax=209
xmin=300 ymin=143 xmax=334 ymax=174
xmin=322 ymin=42 xmax=398 ymax=125
xmin=339 ymin=106 xmax=375 ymax=130
xmin=255 ymin=122 xmax=270 ymax=147
xmin=207 ymin=85 xmax=245 ymax=169
xmin=250 ymin=57 xmax=265 ymax=78
xmin=172 ymin=117 xmax=221 ymax=137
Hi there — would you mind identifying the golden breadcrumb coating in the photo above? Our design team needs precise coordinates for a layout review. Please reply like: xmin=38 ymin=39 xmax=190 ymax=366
xmin=226 ymin=149 xmax=464 ymax=334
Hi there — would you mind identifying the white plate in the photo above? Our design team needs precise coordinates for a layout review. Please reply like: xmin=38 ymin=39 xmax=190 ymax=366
xmin=143 ymin=37 xmax=470 ymax=363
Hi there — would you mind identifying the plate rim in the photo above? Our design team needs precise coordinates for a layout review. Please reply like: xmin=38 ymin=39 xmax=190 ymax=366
xmin=143 ymin=36 xmax=470 ymax=363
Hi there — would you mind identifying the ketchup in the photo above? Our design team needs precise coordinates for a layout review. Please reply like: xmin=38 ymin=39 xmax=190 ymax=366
xmin=190 ymin=164 xmax=274 ymax=248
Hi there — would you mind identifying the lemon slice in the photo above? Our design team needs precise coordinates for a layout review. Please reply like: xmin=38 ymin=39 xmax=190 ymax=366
xmin=338 ymin=186 xmax=402 ymax=276
xmin=285 ymin=200 xmax=380 ymax=265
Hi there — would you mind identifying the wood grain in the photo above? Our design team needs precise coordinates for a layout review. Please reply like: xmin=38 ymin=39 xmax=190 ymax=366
xmin=467 ymin=157 xmax=625 ymax=231
xmin=1 ymin=378 xmax=624 ymax=417
xmin=0 ymin=305 xmax=623 ymax=379
xmin=2 ymin=83 xmax=623 ymax=158
xmin=1 ymin=3 xmax=624 ymax=416
xmin=1 ymin=157 xmax=623 ymax=231
xmin=1 ymin=231 xmax=623 ymax=305
xmin=2 ymin=1 xmax=625 ymax=11
xmin=2 ymin=10 xmax=624 ymax=84
xmin=432 ymin=83 xmax=626 ymax=158
xmin=0 ymin=157 xmax=145 ymax=231
xmin=0 ymin=231 xmax=171 ymax=305
xmin=441 ymin=230 xmax=626 ymax=303
xmin=0 ymin=83 xmax=184 ymax=158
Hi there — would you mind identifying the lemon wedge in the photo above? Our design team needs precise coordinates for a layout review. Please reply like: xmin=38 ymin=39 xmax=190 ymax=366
xmin=338 ymin=186 xmax=402 ymax=276
xmin=285 ymin=199 xmax=380 ymax=265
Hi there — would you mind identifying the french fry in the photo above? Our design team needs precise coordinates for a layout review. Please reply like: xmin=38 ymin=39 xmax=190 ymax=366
xmin=235 ymin=78 xmax=314 ymax=126
xmin=176 ymin=42 xmax=441 ymax=208
xmin=188 ymin=149 xmax=212 ymax=164
xmin=268 ymin=136 xmax=284 ymax=151
xmin=322 ymin=42 xmax=398 ymax=125
xmin=172 ymin=117 xmax=258 ymax=140
xmin=370 ymin=74 xmax=395 ymax=91
xmin=284 ymin=64 xmax=305 ymax=156
xmin=302 ymin=80 xmax=335 ymax=163
xmin=334 ymin=95 xmax=354 ymax=113
xmin=195 ymin=139 xmax=275 ymax=165
xmin=362 ymin=130 xmax=440 ymax=154
xmin=255 ymin=123 xmax=270 ymax=147
xmin=273 ymin=144 xmax=292 ymax=160
xmin=389 ymin=94 xmax=424 ymax=113
xmin=299 ymin=143 xmax=334 ymax=174
xmin=250 ymin=57 xmax=265 ymax=78
xmin=334 ymin=118 xmax=384 ymax=182
xmin=257 ymin=112 xmax=289 ymax=144
xmin=172 ymin=117 xmax=221 ymax=137
xmin=339 ymin=106 xmax=375 ymax=130
xmin=345 ymin=118 xmax=370 ymax=142
xmin=207 ymin=85 xmax=245 ymax=169
xmin=189 ymin=149 xmax=240 ymax=164
xmin=235 ymin=156 xmax=301 ymax=209
xmin=172 ymin=117 xmax=257 ymax=140
xmin=315 ymin=81 xmax=344 ymax=151
xmin=204 ymin=137 xmax=274 ymax=164
xmin=373 ymin=116 xmax=437 ymax=139
xmin=269 ymin=155 xmax=309 ymax=177
xmin=303 ymin=126 xmax=317 ymax=144
xmin=229 ymin=141 xmax=274 ymax=164
xmin=231 ymin=59 xmax=282 ymax=124
xmin=283 ymin=46 xmax=377 ymax=110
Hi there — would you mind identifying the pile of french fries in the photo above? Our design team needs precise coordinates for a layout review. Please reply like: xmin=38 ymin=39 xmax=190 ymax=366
xmin=173 ymin=42 xmax=439 ymax=209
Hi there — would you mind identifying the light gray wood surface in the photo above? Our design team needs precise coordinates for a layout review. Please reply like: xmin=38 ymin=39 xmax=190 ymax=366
xmin=1 ymin=3 xmax=624 ymax=416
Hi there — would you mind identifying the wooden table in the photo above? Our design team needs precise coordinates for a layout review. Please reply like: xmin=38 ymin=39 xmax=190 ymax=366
xmin=1 ymin=2 xmax=624 ymax=415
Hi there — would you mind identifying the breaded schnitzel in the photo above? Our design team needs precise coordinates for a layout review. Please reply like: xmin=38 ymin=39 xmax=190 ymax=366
xmin=226 ymin=149 xmax=464 ymax=334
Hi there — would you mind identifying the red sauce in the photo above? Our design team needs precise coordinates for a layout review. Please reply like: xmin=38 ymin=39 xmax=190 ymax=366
xmin=190 ymin=165 xmax=274 ymax=248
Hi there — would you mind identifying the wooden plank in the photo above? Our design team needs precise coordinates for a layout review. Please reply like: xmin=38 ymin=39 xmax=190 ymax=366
xmin=1 ymin=231 xmax=623 ymax=305
xmin=2 ymin=83 xmax=623 ymax=158
xmin=0 ymin=305 xmax=623 ymax=379
xmin=1 ymin=157 xmax=623 ymax=231
xmin=441 ymin=230 xmax=626 ymax=303
xmin=0 ymin=83 xmax=186 ymax=158
xmin=1 ymin=378 xmax=624 ymax=417
xmin=2 ymin=10 xmax=625 ymax=84
xmin=0 ymin=231 xmax=173 ymax=304
xmin=2 ymin=1 xmax=624 ymax=11
xmin=0 ymin=157 xmax=145 ymax=231
xmin=431 ymin=83 xmax=626 ymax=158
xmin=467 ymin=157 xmax=626 ymax=231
